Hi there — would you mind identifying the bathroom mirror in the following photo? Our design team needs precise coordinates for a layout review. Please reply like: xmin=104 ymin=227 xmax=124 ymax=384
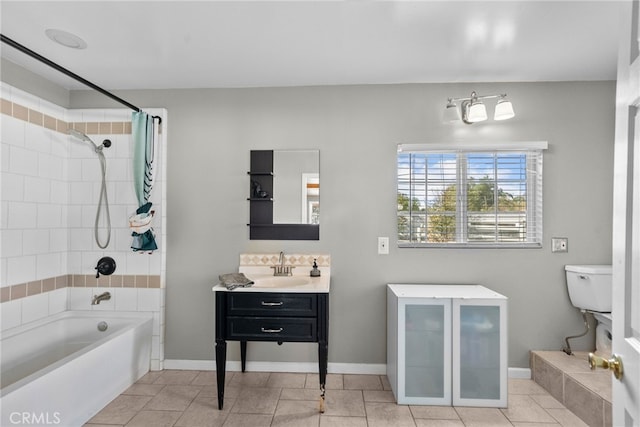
xmin=248 ymin=150 xmax=320 ymax=240
xmin=273 ymin=150 xmax=320 ymax=225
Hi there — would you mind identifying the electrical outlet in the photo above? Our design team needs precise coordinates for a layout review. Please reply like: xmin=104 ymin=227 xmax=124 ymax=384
xmin=551 ymin=237 xmax=568 ymax=253
xmin=378 ymin=237 xmax=389 ymax=255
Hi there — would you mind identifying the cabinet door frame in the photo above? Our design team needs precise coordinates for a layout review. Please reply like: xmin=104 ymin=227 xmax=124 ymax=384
xmin=397 ymin=297 xmax=452 ymax=405
xmin=452 ymin=298 xmax=508 ymax=407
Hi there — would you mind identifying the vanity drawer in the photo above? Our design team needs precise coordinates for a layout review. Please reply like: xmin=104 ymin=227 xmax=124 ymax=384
xmin=226 ymin=293 xmax=317 ymax=317
xmin=227 ymin=317 xmax=317 ymax=341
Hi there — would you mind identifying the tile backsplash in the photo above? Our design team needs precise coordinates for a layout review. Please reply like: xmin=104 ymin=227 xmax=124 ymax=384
xmin=240 ymin=253 xmax=331 ymax=268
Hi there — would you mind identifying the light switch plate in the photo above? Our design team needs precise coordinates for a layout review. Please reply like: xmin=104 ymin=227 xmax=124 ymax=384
xmin=551 ymin=237 xmax=568 ymax=253
xmin=378 ymin=237 xmax=389 ymax=255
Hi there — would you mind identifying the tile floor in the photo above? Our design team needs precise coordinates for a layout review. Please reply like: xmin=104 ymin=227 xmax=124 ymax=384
xmin=85 ymin=370 xmax=590 ymax=427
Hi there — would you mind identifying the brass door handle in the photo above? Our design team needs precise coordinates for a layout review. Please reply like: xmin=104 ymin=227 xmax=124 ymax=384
xmin=588 ymin=353 xmax=624 ymax=380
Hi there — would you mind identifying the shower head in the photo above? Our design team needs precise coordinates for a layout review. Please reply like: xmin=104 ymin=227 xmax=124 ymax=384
xmin=68 ymin=129 xmax=111 ymax=152
xmin=68 ymin=128 xmax=95 ymax=144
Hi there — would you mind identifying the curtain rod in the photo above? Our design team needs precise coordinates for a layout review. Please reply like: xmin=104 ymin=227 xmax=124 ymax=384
xmin=1 ymin=34 xmax=161 ymax=124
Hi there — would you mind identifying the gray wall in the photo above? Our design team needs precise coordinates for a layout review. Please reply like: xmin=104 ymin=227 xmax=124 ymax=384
xmin=66 ymin=82 xmax=615 ymax=368
xmin=1 ymin=58 xmax=70 ymax=107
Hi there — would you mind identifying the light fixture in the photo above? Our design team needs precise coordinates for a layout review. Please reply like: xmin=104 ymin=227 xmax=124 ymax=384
xmin=443 ymin=99 xmax=461 ymax=122
xmin=45 ymin=29 xmax=87 ymax=49
xmin=444 ymin=91 xmax=515 ymax=124
xmin=494 ymin=96 xmax=515 ymax=121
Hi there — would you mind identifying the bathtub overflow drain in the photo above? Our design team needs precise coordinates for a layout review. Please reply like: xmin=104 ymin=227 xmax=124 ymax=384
xmin=97 ymin=321 xmax=108 ymax=332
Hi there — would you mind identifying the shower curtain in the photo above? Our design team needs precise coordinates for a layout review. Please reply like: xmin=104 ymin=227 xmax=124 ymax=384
xmin=130 ymin=111 xmax=158 ymax=252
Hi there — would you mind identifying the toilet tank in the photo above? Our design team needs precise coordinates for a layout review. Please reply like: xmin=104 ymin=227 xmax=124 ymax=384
xmin=565 ymin=265 xmax=612 ymax=312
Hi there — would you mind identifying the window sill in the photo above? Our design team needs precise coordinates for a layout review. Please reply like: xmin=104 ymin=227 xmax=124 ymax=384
xmin=398 ymin=243 xmax=543 ymax=249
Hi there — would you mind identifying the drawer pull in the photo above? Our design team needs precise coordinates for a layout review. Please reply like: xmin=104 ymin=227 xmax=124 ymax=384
xmin=261 ymin=301 xmax=284 ymax=306
xmin=261 ymin=327 xmax=283 ymax=333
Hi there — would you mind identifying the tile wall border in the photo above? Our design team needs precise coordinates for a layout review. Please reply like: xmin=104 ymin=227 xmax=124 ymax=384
xmin=0 ymin=274 xmax=161 ymax=303
xmin=1 ymin=98 xmax=132 ymax=134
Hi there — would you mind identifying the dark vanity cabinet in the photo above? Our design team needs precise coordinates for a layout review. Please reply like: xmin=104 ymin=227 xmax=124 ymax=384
xmin=214 ymin=290 xmax=329 ymax=410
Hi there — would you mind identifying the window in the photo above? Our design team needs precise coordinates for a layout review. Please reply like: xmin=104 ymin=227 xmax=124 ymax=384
xmin=397 ymin=142 xmax=546 ymax=248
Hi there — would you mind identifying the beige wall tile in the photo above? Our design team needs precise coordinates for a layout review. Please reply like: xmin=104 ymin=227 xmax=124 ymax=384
xmin=86 ymin=122 xmax=100 ymax=134
xmin=148 ymin=275 xmax=161 ymax=288
xmin=26 ymin=280 xmax=42 ymax=296
xmin=1 ymin=99 xmax=12 ymax=115
xmin=71 ymin=122 xmax=86 ymax=133
xmin=97 ymin=274 xmax=111 ymax=287
xmin=43 ymin=114 xmax=57 ymax=131
xmin=13 ymin=103 xmax=28 ymax=121
xmin=56 ymin=275 xmax=69 ymax=288
xmin=112 ymin=122 xmax=124 ymax=134
xmin=123 ymin=275 xmax=136 ymax=287
xmin=42 ymin=277 xmax=56 ymax=292
xmin=99 ymin=122 xmax=112 ymax=134
xmin=135 ymin=275 xmax=148 ymax=288
xmin=56 ymin=119 xmax=69 ymax=133
xmin=28 ymin=109 xmax=43 ymax=125
xmin=110 ymin=275 xmax=123 ymax=287
xmin=72 ymin=274 xmax=86 ymax=287
xmin=0 ymin=286 xmax=10 ymax=303
xmin=11 ymin=283 xmax=27 ymax=299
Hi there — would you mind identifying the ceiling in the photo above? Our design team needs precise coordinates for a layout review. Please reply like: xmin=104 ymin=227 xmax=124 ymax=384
xmin=0 ymin=1 xmax=624 ymax=91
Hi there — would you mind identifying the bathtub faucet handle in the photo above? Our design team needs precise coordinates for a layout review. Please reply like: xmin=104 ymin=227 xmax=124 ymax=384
xmin=95 ymin=256 xmax=116 ymax=278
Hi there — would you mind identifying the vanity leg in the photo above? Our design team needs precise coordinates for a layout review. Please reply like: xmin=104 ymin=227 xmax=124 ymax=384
xmin=215 ymin=339 xmax=227 ymax=410
xmin=318 ymin=340 xmax=328 ymax=413
xmin=240 ymin=341 xmax=247 ymax=373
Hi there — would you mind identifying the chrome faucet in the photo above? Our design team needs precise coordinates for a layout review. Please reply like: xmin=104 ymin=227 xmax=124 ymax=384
xmin=272 ymin=251 xmax=294 ymax=276
xmin=92 ymin=291 xmax=111 ymax=305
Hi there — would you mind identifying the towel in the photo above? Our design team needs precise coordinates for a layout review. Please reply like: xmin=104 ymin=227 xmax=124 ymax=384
xmin=219 ymin=273 xmax=254 ymax=291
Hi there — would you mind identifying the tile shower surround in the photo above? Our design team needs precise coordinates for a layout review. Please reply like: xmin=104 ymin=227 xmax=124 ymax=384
xmin=1 ymin=83 xmax=166 ymax=368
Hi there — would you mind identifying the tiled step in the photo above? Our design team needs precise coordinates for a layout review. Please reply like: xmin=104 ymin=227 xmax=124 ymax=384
xmin=531 ymin=350 xmax=611 ymax=427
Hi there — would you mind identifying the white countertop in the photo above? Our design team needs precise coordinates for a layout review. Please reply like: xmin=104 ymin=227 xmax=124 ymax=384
xmin=213 ymin=267 xmax=331 ymax=293
xmin=387 ymin=284 xmax=506 ymax=299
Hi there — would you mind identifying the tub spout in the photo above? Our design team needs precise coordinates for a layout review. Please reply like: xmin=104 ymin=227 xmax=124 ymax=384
xmin=92 ymin=292 xmax=111 ymax=305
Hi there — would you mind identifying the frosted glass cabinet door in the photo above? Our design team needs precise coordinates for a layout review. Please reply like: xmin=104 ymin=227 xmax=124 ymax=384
xmin=398 ymin=299 xmax=451 ymax=405
xmin=452 ymin=299 xmax=507 ymax=407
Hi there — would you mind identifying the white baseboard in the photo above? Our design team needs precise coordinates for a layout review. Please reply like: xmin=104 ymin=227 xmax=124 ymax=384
xmin=165 ymin=359 xmax=529 ymax=379
xmin=508 ymin=367 xmax=532 ymax=379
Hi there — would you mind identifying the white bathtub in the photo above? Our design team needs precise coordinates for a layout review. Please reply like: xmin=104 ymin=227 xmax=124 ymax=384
xmin=1 ymin=310 xmax=153 ymax=427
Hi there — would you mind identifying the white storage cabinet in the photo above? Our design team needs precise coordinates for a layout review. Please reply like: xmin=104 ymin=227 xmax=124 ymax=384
xmin=387 ymin=284 xmax=507 ymax=407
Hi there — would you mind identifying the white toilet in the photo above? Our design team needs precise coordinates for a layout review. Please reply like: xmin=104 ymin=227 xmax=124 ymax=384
xmin=565 ymin=265 xmax=613 ymax=355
